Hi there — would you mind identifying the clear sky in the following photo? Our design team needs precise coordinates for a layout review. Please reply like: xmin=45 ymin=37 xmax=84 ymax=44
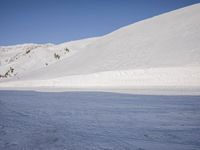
xmin=0 ymin=0 xmax=200 ymax=46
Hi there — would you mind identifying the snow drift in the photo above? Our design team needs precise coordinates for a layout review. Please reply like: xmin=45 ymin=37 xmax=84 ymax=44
xmin=0 ymin=4 xmax=200 ymax=92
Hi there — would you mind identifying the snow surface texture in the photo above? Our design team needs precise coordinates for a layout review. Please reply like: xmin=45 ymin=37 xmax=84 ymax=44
xmin=0 ymin=4 xmax=200 ymax=93
xmin=0 ymin=91 xmax=200 ymax=150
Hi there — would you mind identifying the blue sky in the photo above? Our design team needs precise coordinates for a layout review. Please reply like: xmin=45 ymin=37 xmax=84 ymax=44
xmin=0 ymin=0 xmax=200 ymax=46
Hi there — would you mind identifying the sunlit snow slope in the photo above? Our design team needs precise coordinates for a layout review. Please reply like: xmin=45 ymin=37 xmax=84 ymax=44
xmin=0 ymin=4 xmax=200 ymax=90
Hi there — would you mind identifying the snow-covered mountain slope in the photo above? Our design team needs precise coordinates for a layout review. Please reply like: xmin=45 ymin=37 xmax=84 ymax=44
xmin=0 ymin=4 xmax=200 ymax=90
xmin=0 ymin=37 xmax=98 ymax=79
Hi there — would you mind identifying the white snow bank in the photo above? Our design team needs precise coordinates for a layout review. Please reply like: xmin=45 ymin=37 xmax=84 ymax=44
xmin=0 ymin=67 xmax=199 ymax=89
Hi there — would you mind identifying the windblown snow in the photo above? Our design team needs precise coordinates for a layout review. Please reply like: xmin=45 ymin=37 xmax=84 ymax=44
xmin=0 ymin=4 xmax=200 ymax=92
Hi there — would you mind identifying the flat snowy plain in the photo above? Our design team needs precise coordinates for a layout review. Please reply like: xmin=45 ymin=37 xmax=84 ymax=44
xmin=0 ymin=91 xmax=200 ymax=150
